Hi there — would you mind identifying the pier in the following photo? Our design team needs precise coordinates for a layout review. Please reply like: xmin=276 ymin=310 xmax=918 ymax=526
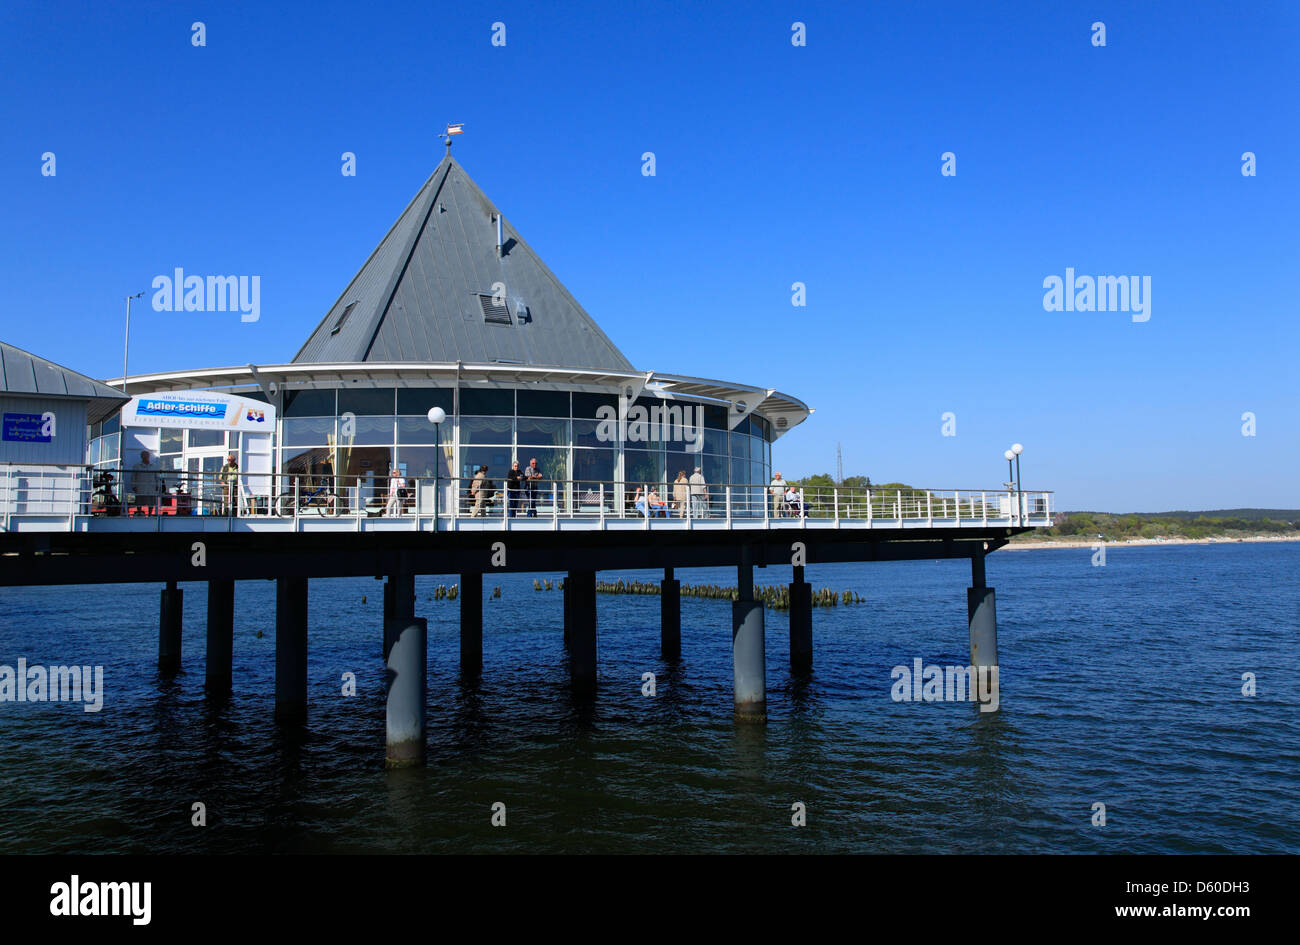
xmin=0 ymin=475 xmax=1048 ymax=765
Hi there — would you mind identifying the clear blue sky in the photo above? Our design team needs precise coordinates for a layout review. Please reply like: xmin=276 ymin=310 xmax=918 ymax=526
xmin=2 ymin=0 xmax=1296 ymax=512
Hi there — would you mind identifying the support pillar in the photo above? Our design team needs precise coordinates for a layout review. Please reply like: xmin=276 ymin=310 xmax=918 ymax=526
xmin=460 ymin=572 xmax=483 ymax=678
xmin=968 ymin=551 xmax=998 ymax=670
xmin=381 ymin=578 xmax=395 ymax=660
xmin=159 ymin=581 xmax=183 ymax=675
xmin=661 ymin=567 xmax=681 ymax=661
xmin=274 ymin=576 xmax=308 ymax=723
xmin=562 ymin=578 xmax=571 ymax=648
xmin=567 ymin=569 xmax=597 ymax=696
xmin=385 ymin=614 xmax=427 ymax=767
xmin=732 ymin=556 xmax=766 ymax=720
xmin=205 ymin=579 xmax=234 ymax=695
xmin=789 ymin=564 xmax=812 ymax=674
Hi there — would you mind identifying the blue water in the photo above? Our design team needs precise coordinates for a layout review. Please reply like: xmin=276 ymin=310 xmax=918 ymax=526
xmin=1 ymin=542 xmax=1297 ymax=853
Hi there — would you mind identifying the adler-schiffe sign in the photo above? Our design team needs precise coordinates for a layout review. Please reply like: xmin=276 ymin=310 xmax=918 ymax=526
xmin=120 ymin=390 xmax=275 ymax=432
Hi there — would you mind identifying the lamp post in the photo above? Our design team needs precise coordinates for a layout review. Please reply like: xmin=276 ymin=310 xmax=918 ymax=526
xmin=1011 ymin=443 xmax=1023 ymax=493
xmin=427 ymin=406 xmax=446 ymax=529
xmin=1003 ymin=449 xmax=1017 ymax=524
xmin=121 ymin=291 xmax=145 ymax=391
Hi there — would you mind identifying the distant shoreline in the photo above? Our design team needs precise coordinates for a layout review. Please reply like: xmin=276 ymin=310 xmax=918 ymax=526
xmin=1004 ymin=535 xmax=1298 ymax=551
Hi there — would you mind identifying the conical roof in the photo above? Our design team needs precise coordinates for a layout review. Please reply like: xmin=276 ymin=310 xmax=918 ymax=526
xmin=293 ymin=155 xmax=633 ymax=372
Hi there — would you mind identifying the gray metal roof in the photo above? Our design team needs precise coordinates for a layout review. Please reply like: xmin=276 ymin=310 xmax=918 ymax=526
xmin=0 ymin=341 xmax=130 ymax=424
xmin=293 ymin=155 xmax=634 ymax=373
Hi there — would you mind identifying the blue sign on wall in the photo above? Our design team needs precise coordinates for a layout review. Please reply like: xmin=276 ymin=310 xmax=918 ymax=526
xmin=2 ymin=413 xmax=51 ymax=443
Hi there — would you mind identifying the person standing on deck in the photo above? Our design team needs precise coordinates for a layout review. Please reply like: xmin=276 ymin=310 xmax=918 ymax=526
xmin=769 ymin=472 xmax=786 ymax=518
xmin=219 ymin=453 xmax=240 ymax=517
xmin=524 ymin=457 xmax=543 ymax=517
xmin=672 ymin=470 xmax=689 ymax=517
xmin=129 ymin=450 xmax=160 ymax=515
xmin=506 ymin=460 xmax=524 ymax=517
xmin=689 ymin=466 xmax=708 ymax=518
xmin=471 ymin=465 xmax=489 ymax=517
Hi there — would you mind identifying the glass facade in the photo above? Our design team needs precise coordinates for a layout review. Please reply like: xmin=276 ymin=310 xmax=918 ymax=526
xmin=87 ymin=382 xmax=776 ymax=515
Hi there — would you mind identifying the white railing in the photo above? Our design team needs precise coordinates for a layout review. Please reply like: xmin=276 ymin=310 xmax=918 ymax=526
xmin=1 ymin=466 xmax=1054 ymax=532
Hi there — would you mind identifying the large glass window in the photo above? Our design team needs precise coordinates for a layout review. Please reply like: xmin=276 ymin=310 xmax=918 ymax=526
xmin=396 ymin=445 xmax=452 ymax=481
xmin=730 ymin=434 xmax=751 ymax=462
xmin=188 ymin=428 xmax=226 ymax=449
xmin=572 ymin=419 xmax=610 ymax=448
xmin=702 ymin=405 xmax=729 ymax=430
xmin=284 ymin=389 xmax=336 ymax=417
xmin=572 ymin=392 xmax=618 ymax=419
xmin=520 ymin=448 xmax=568 ymax=492
xmin=159 ymin=428 xmax=183 ymax=454
xmin=703 ymin=429 xmax=728 ymax=455
xmin=339 ymin=387 xmax=396 ymax=416
xmin=517 ymin=417 xmax=568 ymax=447
xmin=459 ymin=446 xmax=514 ymax=482
xmin=397 ymin=417 xmax=446 ymax=444
xmin=459 ymin=387 xmax=514 ymax=416
xmin=516 ymin=389 xmax=570 ymax=418
xmin=396 ymin=387 xmax=454 ymax=416
xmin=340 ymin=416 xmax=394 ymax=446
xmin=283 ymin=417 xmax=335 ymax=447
xmin=572 ymin=448 xmax=616 ymax=489
xmin=625 ymin=448 xmax=664 ymax=487
xmin=459 ymin=416 xmax=513 ymax=444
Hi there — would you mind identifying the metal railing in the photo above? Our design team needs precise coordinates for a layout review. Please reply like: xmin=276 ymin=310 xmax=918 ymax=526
xmin=1 ymin=464 xmax=1054 ymax=531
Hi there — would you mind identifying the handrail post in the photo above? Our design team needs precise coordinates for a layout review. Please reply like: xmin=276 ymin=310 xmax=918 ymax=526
xmin=867 ymin=488 xmax=872 ymax=528
xmin=725 ymin=484 xmax=732 ymax=527
xmin=895 ymin=489 xmax=900 ymax=522
xmin=799 ymin=488 xmax=806 ymax=524
xmin=599 ymin=483 xmax=605 ymax=528
xmin=552 ymin=482 xmax=558 ymax=529
xmin=926 ymin=491 xmax=932 ymax=525
xmin=293 ymin=474 xmax=300 ymax=528
xmin=981 ymin=491 xmax=988 ymax=526
xmin=834 ymin=487 xmax=839 ymax=523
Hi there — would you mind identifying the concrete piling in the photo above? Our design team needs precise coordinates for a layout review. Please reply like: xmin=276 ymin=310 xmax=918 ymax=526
xmin=205 ymin=578 xmax=234 ymax=695
xmin=274 ymin=576 xmax=308 ymax=723
xmin=661 ymin=567 xmax=681 ymax=661
xmin=461 ymin=572 xmax=483 ymax=678
xmin=385 ymin=614 xmax=428 ymax=767
xmin=159 ymin=581 xmax=183 ymax=675
xmin=567 ymin=569 xmax=597 ymax=696
xmin=968 ymin=551 xmax=998 ymax=670
xmin=789 ymin=564 xmax=812 ymax=674
xmin=732 ymin=557 xmax=766 ymax=721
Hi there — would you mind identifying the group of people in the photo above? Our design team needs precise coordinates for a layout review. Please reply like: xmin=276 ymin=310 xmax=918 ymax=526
xmin=634 ymin=467 xmax=710 ymax=518
xmin=470 ymin=457 xmax=546 ymax=517
xmin=114 ymin=449 xmax=243 ymax=516
xmin=769 ymin=472 xmax=806 ymax=516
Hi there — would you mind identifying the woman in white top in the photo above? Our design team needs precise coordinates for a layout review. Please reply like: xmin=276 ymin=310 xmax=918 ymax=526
xmin=386 ymin=467 xmax=408 ymax=516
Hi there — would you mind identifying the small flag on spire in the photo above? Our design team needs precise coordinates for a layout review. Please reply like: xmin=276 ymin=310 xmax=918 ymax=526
xmin=446 ymin=122 xmax=465 ymax=136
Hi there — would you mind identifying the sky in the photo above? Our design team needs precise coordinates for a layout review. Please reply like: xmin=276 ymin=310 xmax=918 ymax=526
xmin=1 ymin=0 xmax=1296 ymax=512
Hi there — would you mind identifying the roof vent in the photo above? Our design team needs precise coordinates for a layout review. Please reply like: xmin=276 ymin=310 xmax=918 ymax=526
xmin=477 ymin=293 xmax=512 ymax=325
xmin=330 ymin=301 xmax=358 ymax=335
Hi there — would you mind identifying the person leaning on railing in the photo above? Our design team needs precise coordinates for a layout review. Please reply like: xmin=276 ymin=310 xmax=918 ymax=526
xmin=219 ymin=453 xmax=239 ymax=516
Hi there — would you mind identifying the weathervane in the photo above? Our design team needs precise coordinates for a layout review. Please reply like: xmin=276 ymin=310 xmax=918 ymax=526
xmin=443 ymin=122 xmax=464 ymax=153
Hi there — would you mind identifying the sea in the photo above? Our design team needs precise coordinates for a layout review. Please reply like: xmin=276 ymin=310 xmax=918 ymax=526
xmin=1 ymin=541 xmax=1296 ymax=854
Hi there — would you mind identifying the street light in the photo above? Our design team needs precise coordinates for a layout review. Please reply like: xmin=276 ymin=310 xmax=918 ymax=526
xmin=121 ymin=291 xmax=145 ymax=391
xmin=428 ymin=407 xmax=446 ymax=528
xmin=1011 ymin=443 xmax=1023 ymax=493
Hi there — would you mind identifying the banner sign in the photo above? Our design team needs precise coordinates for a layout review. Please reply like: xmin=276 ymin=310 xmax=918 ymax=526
xmin=2 ymin=412 xmax=51 ymax=443
xmin=121 ymin=391 xmax=275 ymax=432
